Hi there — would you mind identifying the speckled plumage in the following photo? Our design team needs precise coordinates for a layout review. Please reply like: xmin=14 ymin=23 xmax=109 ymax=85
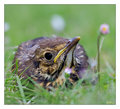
xmin=12 ymin=36 xmax=89 ymax=90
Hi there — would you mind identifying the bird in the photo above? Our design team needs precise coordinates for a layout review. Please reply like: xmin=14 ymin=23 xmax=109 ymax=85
xmin=12 ymin=36 xmax=89 ymax=90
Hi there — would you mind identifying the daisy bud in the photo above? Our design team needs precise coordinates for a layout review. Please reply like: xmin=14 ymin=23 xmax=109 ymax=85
xmin=51 ymin=14 xmax=65 ymax=32
xmin=100 ymin=24 xmax=109 ymax=35
xmin=65 ymin=67 xmax=72 ymax=74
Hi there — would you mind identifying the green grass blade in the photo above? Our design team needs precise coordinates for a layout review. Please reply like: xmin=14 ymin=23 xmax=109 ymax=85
xmin=16 ymin=75 xmax=26 ymax=104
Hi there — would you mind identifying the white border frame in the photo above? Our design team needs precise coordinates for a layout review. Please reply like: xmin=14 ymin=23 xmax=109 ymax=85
xmin=0 ymin=0 xmax=120 ymax=109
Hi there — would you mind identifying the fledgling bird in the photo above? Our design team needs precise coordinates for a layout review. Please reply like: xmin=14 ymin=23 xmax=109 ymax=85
xmin=12 ymin=36 xmax=89 ymax=90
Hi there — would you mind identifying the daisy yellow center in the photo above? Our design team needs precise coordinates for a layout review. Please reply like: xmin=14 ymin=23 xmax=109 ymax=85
xmin=102 ymin=27 xmax=107 ymax=31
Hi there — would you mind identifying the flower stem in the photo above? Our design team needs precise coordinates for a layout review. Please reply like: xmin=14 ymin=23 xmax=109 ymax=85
xmin=97 ymin=35 xmax=101 ymax=80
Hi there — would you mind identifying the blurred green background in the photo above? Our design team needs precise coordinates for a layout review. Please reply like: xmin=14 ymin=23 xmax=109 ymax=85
xmin=5 ymin=5 xmax=116 ymax=69
xmin=4 ymin=4 xmax=116 ymax=105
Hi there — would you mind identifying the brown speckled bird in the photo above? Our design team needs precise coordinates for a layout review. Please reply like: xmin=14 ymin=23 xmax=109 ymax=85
xmin=12 ymin=36 xmax=89 ymax=90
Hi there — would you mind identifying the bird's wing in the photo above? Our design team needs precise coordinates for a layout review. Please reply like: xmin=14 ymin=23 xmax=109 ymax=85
xmin=73 ymin=44 xmax=89 ymax=78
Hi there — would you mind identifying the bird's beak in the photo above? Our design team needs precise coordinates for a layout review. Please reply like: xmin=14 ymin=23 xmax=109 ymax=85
xmin=54 ymin=36 xmax=80 ymax=63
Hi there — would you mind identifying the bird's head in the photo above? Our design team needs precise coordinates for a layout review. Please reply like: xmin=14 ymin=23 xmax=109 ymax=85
xmin=33 ymin=36 xmax=80 ymax=81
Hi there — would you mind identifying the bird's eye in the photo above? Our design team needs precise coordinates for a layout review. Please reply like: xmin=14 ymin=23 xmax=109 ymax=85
xmin=45 ymin=52 xmax=53 ymax=60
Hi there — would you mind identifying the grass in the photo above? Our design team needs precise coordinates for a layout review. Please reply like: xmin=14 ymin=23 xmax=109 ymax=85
xmin=4 ymin=70 xmax=116 ymax=104
xmin=4 ymin=5 xmax=116 ymax=104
